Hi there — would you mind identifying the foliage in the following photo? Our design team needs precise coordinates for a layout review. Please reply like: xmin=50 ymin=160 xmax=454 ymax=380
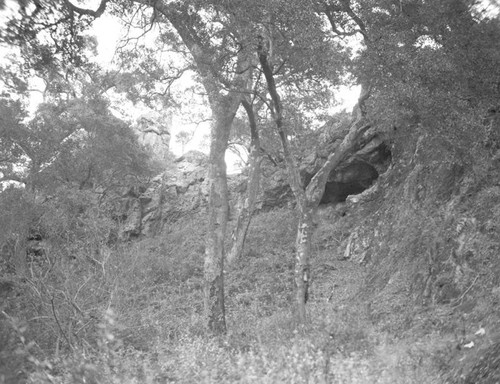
xmin=355 ymin=0 xmax=500 ymax=134
xmin=0 ymin=0 xmax=99 ymax=100
xmin=1 ymin=208 xmax=449 ymax=383
xmin=1 ymin=0 xmax=500 ymax=381
xmin=1 ymin=95 xmax=155 ymax=195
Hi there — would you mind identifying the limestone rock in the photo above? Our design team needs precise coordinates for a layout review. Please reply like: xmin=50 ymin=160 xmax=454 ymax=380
xmin=251 ymin=127 xmax=391 ymax=210
xmin=329 ymin=129 xmax=470 ymax=328
xmin=119 ymin=199 xmax=142 ymax=239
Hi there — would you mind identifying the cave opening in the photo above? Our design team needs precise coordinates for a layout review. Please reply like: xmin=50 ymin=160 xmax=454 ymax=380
xmin=304 ymin=142 xmax=392 ymax=205
xmin=319 ymin=161 xmax=379 ymax=204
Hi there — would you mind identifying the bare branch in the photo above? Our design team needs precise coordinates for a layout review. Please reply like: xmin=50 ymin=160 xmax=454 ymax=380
xmin=321 ymin=0 xmax=370 ymax=43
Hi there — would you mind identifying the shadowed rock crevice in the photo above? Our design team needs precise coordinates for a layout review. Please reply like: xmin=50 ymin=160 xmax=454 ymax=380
xmin=319 ymin=161 xmax=379 ymax=204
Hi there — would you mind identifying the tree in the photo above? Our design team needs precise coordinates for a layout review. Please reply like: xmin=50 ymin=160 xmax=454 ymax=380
xmin=214 ymin=0 xmax=360 ymax=322
xmin=0 ymin=94 xmax=152 ymax=192
xmin=0 ymin=98 xmax=27 ymax=187
xmin=258 ymin=48 xmax=372 ymax=322
xmin=175 ymin=130 xmax=192 ymax=155
xmin=0 ymin=91 xmax=155 ymax=277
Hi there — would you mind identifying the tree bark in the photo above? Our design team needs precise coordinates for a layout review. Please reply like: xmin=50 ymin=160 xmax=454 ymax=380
xmin=227 ymin=99 xmax=262 ymax=265
xmin=204 ymin=99 xmax=234 ymax=334
xmin=12 ymin=230 xmax=28 ymax=277
xmin=294 ymin=206 xmax=314 ymax=323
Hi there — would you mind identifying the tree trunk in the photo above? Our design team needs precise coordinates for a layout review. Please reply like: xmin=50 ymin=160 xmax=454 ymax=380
xmin=204 ymin=98 xmax=239 ymax=334
xmin=294 ymin=207 xmax=314 ymax=323
xmin=13 ymin=231 xmax=28 ymax=277
xmin=227 ymin=100 xmax=262 ymax=265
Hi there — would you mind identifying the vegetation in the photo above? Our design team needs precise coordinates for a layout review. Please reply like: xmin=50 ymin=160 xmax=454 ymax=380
xmin=1 ymin=0 xmax=500 ymax=382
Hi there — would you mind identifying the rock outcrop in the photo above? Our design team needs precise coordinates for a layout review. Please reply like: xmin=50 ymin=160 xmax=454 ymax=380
xmin=118 ymin=119 xmax=392 ymax=237
xmin=258 ymin=127 xmax=392 ymax=209
xmin=134 ymin=111 xmax=172 ymax=161
xmin=119 ymin=151 xmax=208 ymax=240
xmin=306 ymin=126 xmax=392 ymax=204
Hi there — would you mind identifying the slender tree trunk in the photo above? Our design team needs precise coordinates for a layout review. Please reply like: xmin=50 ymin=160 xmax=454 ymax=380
xmin=227 ymin=100 xmax=262 ymax=265
xmin=204 ymin=97 xmax=240 ymax=334
xmin=294 ymin=207 xmax=314 ymax=323
xmin=258 ymin=39 xmax=312 ymax=322
xmin=14 ymin=164 xmax=41 ymax=277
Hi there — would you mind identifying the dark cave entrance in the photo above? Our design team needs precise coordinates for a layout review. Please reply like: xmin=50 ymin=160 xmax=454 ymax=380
xmin=320 ymin=161 xmax=379 ymax=204
xmin=304 ymin=142 xmax=392 ymax=204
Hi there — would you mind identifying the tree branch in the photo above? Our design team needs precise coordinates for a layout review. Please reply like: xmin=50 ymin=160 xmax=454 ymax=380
xmin=258 ymin=35 xmax=308 ymax=209
xmin=339 ymin=0 xmax=370 ymax=43
xmin=63 ymin=0 xmax=109 ymax=18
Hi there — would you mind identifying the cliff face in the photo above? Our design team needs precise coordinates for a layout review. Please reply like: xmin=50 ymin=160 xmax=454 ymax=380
xmin=335 ymin=124 xmax=498 ymax=315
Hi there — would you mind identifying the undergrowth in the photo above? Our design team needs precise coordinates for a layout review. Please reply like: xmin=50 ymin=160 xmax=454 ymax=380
xmin=0 ymin=208 xmax=457 ymax=383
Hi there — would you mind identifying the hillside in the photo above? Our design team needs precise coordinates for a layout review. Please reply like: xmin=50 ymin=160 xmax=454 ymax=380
xmin=1 ymin=0 xmax=500 ymax=382
xmin=2 ymin=113 xmax=500 ymax=383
